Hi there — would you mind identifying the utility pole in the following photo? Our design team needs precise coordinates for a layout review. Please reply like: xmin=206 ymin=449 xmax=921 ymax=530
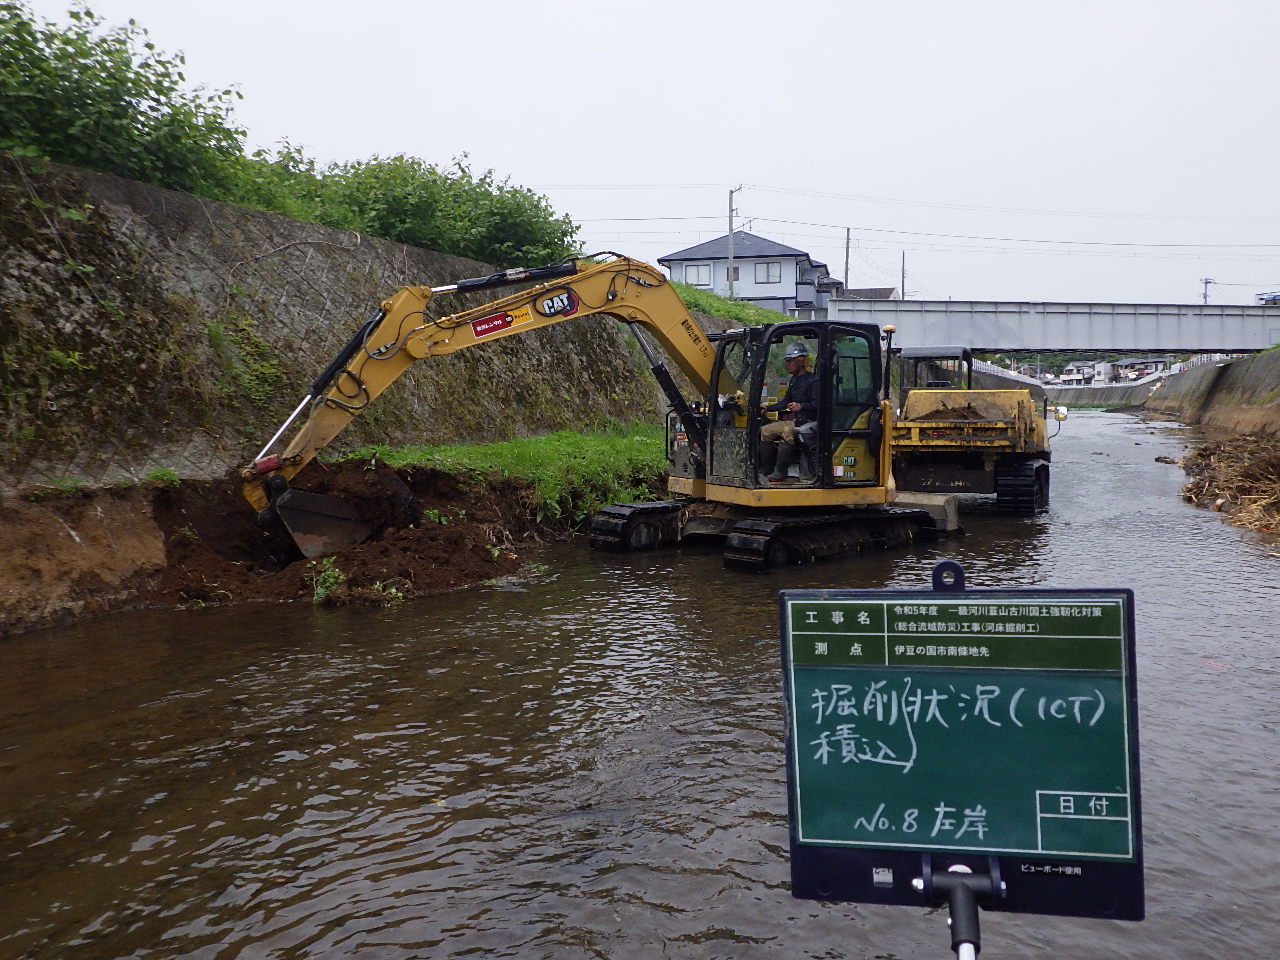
xmin=901 ymin=252 xmax=906 ymax=298
xmin=1201 ymin=277 xmax=1213 ymax=304
xmin=727 ymin=185 xmax=742 ymax=299
xmin=844 ymin=227 xmax=851 ymax=288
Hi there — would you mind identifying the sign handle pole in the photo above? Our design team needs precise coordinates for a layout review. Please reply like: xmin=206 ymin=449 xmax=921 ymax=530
xmin=923 ymin=867 xmax=996 ymax=959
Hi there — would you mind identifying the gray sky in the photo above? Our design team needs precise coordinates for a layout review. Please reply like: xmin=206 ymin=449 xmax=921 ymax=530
xmin=26 ymin=0 xmax=1280 ymax=304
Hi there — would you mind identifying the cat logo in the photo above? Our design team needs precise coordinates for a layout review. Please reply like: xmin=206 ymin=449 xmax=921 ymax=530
xmin=535 ymin=289 xmax=579 ymax=318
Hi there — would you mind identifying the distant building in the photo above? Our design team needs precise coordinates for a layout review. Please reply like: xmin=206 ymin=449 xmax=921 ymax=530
xmin=846 ymin=287 xmax=902 ymax=301
xmin=1114 ymin=356 xmax=1174 ymax=380
xmin=1060 ymin=360 xmax=1096 ymax=385
xmin=658 ymin=231 xmax=842 ymax=314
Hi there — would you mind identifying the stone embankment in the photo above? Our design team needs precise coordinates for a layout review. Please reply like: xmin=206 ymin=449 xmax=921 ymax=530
xmin=1047 ymin=350 xmax=1280 ymax=436
xmin=1046 ymin=382 xmax=1159 ymax=407
xmin=1143 ymin=351 xmax=1280 ymax=437
xmin=0 ymin=152 xmax=671 ymax=496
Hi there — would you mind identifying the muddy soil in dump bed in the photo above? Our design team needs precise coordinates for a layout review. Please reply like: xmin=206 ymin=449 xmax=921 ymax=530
xmin=0 ymin=461 xmax=548 ymax=635
xmin=907 ymin=404 xmax=989 ymax=421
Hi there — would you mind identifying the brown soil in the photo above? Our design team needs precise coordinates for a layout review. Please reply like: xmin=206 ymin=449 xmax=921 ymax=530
xmin=0 ymin=461 xmax=552 ymax=637
xmin=1180 ymin=435 xmax=1280 ymax=534
xmin=909 ymin=404 xmax=989 ymax=421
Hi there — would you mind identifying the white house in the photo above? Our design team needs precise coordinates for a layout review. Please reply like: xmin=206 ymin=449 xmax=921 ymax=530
xmin=658 ymin=231 xmax=844 ymax=314
xmin=1060 ymin=360 xmax=1095 ymax=385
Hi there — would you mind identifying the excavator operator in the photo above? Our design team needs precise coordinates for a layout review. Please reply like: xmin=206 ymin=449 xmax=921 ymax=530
xmin=759 ymin=341 xmax=819 ymax=483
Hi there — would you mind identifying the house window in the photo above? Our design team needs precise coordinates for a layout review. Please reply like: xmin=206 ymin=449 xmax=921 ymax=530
xmin=685 ymin=264 xmax=710 ymax=286
xmin=755 ymin=261 xmax=781 ymax=284
xmin=725 ymin=266 xmax=739 ymax=282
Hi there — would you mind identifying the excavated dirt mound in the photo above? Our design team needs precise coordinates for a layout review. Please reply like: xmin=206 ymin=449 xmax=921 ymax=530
xmin=908 ymin=404 xmax=989 ymax=421
xmin=1 ymin=461 xmax=552 ymax=636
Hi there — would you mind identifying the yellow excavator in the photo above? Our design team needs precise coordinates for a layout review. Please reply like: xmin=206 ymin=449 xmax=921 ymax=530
xmin=241 ymin=254 xmax=935 ymax=569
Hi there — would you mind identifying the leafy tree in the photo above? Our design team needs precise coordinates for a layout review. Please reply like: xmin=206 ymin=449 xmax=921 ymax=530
xmin=0 ymin=1 xmax=245 ymax=195
xmin=327 ymin=155 xmax=578 ymax=266
xmin=0 ymin=3 xmax=579 ymax=267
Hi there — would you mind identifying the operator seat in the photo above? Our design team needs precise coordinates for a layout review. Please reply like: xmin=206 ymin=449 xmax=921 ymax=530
xmin=794 ymin=421 xmax=819 ymax=482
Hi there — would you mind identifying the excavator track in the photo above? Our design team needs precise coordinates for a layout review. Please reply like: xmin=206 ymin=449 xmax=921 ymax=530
xmin=722 ymin=508 xmax=936 ymax=571
xmin=588 ymin=500 xmax=686 ymax=552
xmin=589 ymin=501 xmax=936 ymax=571
xmin=995 ymin=459 xmax=1049 ymax=515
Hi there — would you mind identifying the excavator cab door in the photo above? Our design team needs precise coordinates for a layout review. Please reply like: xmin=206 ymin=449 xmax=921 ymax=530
xmin=706 ymin=322 xmax=885 ymax=490
xmin=706 ymin=332 xmax=756 ymax=485
xmin=825 ymin=325 xmax=883 ymax=486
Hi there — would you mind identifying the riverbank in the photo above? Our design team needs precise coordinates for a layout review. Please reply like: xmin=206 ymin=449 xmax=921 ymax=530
xmin=0 ymin=429 xmax=668 ymax=637
xmin=1178 ymin=434 xmax=1280 ymax=535
xmin=1047 ymin=353 xmax=1280 ymax=536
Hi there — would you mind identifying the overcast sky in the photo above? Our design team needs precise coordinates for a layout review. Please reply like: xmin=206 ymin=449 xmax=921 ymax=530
xmin=25 ymin=0 xmax=1280 ymax=305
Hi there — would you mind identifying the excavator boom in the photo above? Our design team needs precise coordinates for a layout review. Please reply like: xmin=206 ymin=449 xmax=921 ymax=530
xmin=242 ymin=255 xmax=716 ymax=557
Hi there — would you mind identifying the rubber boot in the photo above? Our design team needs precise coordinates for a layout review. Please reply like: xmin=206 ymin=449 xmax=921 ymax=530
xmin=767 ymin=442 xmax=795 ymax=482
xmin=758 ymin=441 xmax=778 ymax=482
xmin=796 ymin=447 xmax=814 ymax=483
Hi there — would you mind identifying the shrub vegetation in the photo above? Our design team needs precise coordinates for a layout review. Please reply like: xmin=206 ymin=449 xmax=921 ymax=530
xmin=0 ymin=2 xmax=577 ymax=267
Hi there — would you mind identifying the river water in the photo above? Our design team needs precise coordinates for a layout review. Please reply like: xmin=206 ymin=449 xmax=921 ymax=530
xmin=1 ymin=412 xmax=1277 ymax=960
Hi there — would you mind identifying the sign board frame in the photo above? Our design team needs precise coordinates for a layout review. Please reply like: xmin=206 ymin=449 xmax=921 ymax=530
xmin=779 ymin=565 xmax=1144 ymax=921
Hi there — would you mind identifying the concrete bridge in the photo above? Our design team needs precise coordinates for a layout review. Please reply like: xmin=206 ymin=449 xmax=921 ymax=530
xmin=804 ymin=299 xmax=1280 ymax=352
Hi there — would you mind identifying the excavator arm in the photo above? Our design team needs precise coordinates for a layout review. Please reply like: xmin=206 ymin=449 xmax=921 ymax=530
xmin=241 ymin=255 xmax=716 ymax=555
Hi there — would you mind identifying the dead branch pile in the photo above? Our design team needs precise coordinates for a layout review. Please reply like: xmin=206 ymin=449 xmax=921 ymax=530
xmin=1181 ymin=435 xmax=1280 ymax=533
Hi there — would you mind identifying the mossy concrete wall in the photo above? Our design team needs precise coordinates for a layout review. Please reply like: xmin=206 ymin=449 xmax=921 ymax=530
xmin=1045 ymin=383 xmax=1158 ymax=407
xmin=1144 ymin=353 xmax=1280 ymax=436
xmin=1045 ymin=355 xmax=1280 ymax=435
xmin=0 ymin=154 xmax=670 ymax=494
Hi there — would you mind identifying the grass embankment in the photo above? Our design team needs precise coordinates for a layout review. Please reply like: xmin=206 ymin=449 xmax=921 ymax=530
xmin=671 ymin=281 xmax=785 ymax=326
xmin=1181 ymin=435 xmax=1280 ymax=535
xmin=351 ymin=423 xmax=669 ymax=527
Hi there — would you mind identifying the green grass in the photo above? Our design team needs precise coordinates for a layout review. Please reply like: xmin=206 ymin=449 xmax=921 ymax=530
xmin=672 ymin=281 xmax=784 ymax=327
xmin=349 ymin=424 xmax=668 ymax=526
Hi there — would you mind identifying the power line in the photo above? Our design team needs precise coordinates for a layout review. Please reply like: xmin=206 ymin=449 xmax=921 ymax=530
xmin=570 ymin=211 xmax=1280 ymax=250
xmin=741 ymin=183 xmax=1280 ymax=224
xmin=753 ymin=216 xmax=1280 ymax=250
xmin=535 ymin=181 xmax=1280 ymax=224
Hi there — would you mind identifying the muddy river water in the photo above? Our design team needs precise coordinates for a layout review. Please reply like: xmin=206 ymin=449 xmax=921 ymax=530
xmin=1 ymin=412 xmax=1278 ymax=959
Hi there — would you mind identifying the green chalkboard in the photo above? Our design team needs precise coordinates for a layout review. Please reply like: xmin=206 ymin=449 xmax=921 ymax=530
xmin=783 ymin=593 xmax=1136 ymax=865
xmin=782 ymin=592 xmax=1137 ymax=861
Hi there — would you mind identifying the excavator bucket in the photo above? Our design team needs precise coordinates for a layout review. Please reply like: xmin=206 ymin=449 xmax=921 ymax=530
xmin=272 ymin=487 xmax=373 ymax=559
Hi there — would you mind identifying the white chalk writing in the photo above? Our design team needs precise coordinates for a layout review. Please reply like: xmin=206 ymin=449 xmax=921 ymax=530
xmin=808 ymin=679 xmax=1107 ymax=773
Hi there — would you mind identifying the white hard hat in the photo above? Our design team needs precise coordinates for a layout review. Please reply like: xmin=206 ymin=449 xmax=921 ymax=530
xmin=783 ymin=342 xmax=809 ymax=360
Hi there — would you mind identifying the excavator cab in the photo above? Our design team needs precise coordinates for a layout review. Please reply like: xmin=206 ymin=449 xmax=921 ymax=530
xmin=691 ymin=321 xmax=888 ymax=496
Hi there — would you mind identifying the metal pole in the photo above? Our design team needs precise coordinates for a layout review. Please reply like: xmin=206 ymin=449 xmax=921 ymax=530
xmin=728 ymin=185 xmax=742 ymax=298
xmin=844 ymin=227 xmax=851 ymax=288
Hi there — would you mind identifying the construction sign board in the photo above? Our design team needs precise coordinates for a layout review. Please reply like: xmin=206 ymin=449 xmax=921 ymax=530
xmin=779 ymin=577 xmax=1144 ymax=921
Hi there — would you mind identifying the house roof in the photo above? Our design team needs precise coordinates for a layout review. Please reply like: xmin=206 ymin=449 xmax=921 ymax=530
xmin=848 ymin=287 xmax=899 ymax=300
xmin=658 ymin=231 xmax=810 ymax=263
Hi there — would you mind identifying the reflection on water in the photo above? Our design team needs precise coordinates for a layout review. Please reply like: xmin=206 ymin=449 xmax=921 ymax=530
xmin=1 ymin=413 xmax=1277 ymax=959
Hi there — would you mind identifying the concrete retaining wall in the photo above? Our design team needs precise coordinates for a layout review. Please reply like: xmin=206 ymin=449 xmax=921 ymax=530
xmin=1 ymin=155 xmax=672 ymax=492
xmin=1144 ymin=352 xmax=1280 ymax=436
xmin=1045 ymin=383 xmax=1157 ymax=407
xmin=1047 ymin=354 xmax=1280 ymax=436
